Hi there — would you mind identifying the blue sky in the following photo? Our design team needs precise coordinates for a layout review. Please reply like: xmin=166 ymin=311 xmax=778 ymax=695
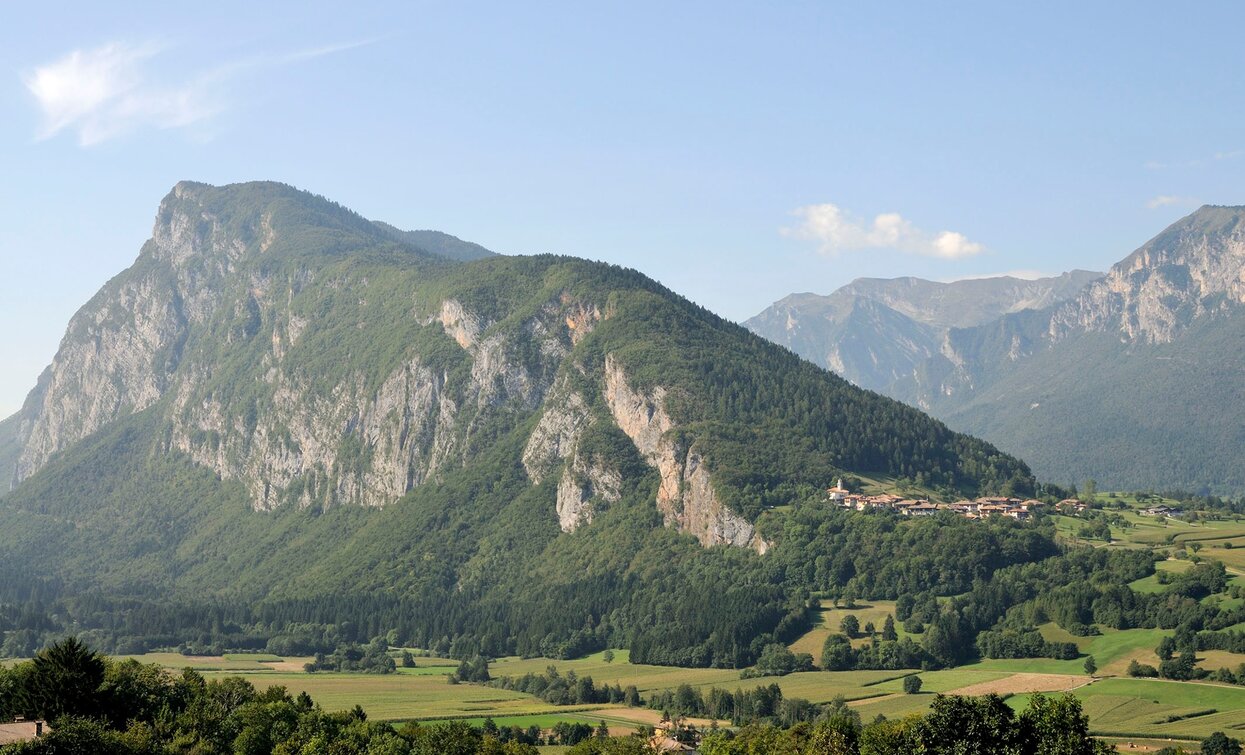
xmin=2 ymin=1 xmax=1243 ymax=416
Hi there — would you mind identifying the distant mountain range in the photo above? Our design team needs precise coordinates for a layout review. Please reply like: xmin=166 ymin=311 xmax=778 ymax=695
xmin=748 ymin=205 xmax=1245 ymax=494
xmin=747 ymin=271 xmax=1102 ymax=395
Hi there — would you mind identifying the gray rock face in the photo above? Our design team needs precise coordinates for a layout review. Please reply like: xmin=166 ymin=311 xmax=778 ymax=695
xmin=521 ymin=375 xmax=621 ymax=532
xmin=13 ymin=182 xmax=244 ymax=485
xmin=1048 ymin=206 xmax=1245 ymax=344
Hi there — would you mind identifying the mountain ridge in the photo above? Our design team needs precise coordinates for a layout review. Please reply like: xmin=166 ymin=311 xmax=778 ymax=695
xmin=2 ymin=178 xmax=1029 ymax=550
xmin=746 ymin=269 xmax=1101 ymax=395
xmin=749 ymin=204 xmax=1245 ymax=493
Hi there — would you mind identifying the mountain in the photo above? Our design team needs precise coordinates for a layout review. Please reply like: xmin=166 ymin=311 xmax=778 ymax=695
xmin=925 ymin=205 xmax=1245 ymax=493
xmin=746 ymin=271 xmax=1101 ymax=393
xmin=750 ymin=206 xmax=1245 ymax=494
xmin=372 ymin=222 xmax=498 ymax=261
xmin=0 ymin=181 xmax=1033 ymax=663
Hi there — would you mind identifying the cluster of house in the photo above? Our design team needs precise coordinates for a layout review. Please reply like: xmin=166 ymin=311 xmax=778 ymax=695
xmin=826 ymin=480 xmax=1085 ymax=521
xmin=1141 ymin=504 xmax=1184 ymax=518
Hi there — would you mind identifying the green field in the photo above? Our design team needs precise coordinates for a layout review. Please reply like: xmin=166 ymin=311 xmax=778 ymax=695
xmin=787 ymin=601 xmax=918 ymax=660
xmin=100 ymin=641 xmax=1245 ymax=739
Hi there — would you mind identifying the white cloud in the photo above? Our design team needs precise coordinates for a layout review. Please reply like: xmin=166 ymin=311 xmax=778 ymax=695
xmin=24 ymin=42 xmax=215 ymax=146
xmin=1146 ymin=195 xmax=1199 ymax=209
xmin=25 ymin=38 xmax=378 ymax=146
xmin=783 ymin=203 xmax=984 ymax=260
xmin=1144 ymin=149 xmax=1241 ymax=170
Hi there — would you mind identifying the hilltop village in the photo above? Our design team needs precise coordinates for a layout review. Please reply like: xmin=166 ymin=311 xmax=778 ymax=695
xmin=825 ymin=479 xmax=1088 ymax=521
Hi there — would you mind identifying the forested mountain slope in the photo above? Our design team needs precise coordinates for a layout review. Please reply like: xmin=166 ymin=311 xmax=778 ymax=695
xmin=0 ymin=181 xmax=1034 ymax=663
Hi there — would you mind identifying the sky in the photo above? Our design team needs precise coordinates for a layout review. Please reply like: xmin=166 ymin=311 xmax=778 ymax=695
xmin=1 ymin=1 xmax=1243 ymax=418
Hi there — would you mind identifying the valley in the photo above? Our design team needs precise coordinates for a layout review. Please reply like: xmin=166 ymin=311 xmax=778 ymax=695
xmin=2 ymin=183 xmax=1243 ymax=753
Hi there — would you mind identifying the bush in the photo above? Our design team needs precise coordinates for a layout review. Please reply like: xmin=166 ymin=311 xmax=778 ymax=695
xmin=1127 ymin=659 xmax=1159 ymax=678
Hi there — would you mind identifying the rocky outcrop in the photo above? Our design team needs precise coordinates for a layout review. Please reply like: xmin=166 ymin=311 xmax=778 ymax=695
xmin=1049 ymin=207 xmax=1245 ymax=344
xmin=522 ymin=377 xmax=592 ymax=484
xmin=172 ymin=290 xmax=564 ymax=510
xmin=437 ymin=299 xmax=484 ymax=349
xmin=522 ymin=376 xmax=622 ymax=533
xmin=561 ymin=294 xmax=601 ymax=345
xmin=171 ymin=355 xmax=459 ymax=510
xmin=602 ymin=354 xmax=766 ymax=552
xmin=555 ymin=455 xmax=622 ymax=532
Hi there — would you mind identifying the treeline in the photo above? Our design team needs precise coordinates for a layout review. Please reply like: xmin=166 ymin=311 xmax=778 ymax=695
xmin=800 ymin=550 xmax=1245 ymax=674
xmin=976 ymin=627 xmax=1078 ymax=660
xmin=645 ymin=682 xmax=826 ymax=728
xmin=303 ymin=637 xmax=396 ymax=673
xmin=3 ymin=506 xmax=1068 ymax=670
xmin=490 ymin=664 xmax=834 ymax=730
xmin=490 ymin=666 xmax=638 ymax=706
xmin=696 ymin=692 xmax=1118 ymax=755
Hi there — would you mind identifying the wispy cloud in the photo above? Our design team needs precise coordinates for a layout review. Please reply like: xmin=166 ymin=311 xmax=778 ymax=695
xmin=782 ymin=203 xmax=985 ymax=260
xmin=1146 ymin=195 xmax=1200 ymax=209
xmin=25 ymin=38 xmax=379 ymax=146
xmin=1145 ymin=149 xmax=1242 ymax=170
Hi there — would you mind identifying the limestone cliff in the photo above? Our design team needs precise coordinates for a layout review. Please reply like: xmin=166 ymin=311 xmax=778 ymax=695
xmin=602 ymin=354 xmax=767 ymax=552
xmin=1048 ymin=205 xmax=1245 ymax=344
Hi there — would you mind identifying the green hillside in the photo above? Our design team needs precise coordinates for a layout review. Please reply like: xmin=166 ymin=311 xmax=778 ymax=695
xmin=943 ymin=315 xmax=1245 ymax=493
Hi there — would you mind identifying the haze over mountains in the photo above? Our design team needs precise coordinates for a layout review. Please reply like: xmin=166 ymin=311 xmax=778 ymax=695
xmin=0 ymin=181 xmax=1032 ymax=663
xmin=746 ymin=271 xmax=1102 ymax=394
xmin=749 ymin=205 xmax=1245 ymax=494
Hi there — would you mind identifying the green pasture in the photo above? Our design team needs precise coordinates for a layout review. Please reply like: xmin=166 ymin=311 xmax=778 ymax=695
xmin=787 ymin=601 xmax=915 ymax=659
xmin=116 ymin=652 xmax=312 ymax=671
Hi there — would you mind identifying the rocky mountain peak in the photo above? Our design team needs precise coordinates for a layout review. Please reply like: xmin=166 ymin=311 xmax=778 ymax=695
xmin=1051 ymin=205 xmax=1245 ymax=344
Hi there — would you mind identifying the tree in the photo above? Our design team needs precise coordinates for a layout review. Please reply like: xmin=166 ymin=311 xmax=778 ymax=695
xmin=1083 ymin=655 xmax=1097 ymax=677
xmin=1204 ymin=732 xmax=1244 ymax=755
xmin=809 ymin=715 xmax=860 ymax=755
xmin=1157 ymin=636 xmax=1176 ymax=661
xmin=919 ymin=694 xmax=1017 ymax=755
xmin=840 ymin=615 xmax=860 ymax=638
xmin=882 ymin=615 xmax=898 ymax=642
xmin=602 ymin=650 xmax=615 ymax=664
xmin=860 ymin=715 xmax=922 ymax=755
xmin=1018 ymin=693 xmax=1114 ymax=754
xmin=20 ymin=636 xmax=107 ymax=720
xmin=903 ymin=675 xmax=923 ymax=694
xmin=821 ymin=635 xmax=855 ymax=671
